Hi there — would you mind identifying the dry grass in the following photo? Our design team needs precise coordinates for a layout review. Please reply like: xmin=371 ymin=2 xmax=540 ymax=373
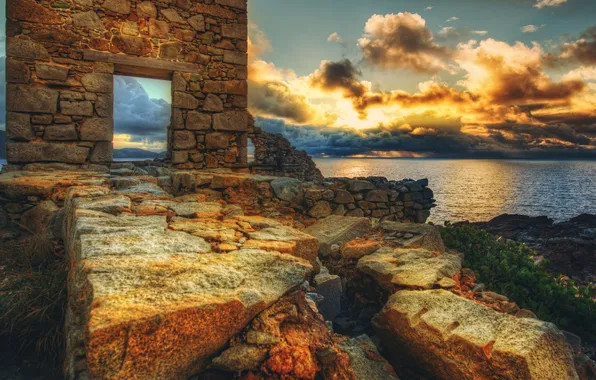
xmin=0 ymin=232 xmax=67 ymax=371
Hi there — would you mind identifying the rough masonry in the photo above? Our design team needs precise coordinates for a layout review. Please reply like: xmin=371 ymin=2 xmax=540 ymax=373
xmin=5 ymin=0 xmax=249 ymax=169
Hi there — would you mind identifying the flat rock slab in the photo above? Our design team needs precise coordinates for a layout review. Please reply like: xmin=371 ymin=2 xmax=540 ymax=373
xmin=358 ymin=247 xmax=462 ymax=290
xmin=373 ymin=289 xmax=578 ymax=380
xmin=74 ymin=194 xmax=132 ymax=214
xmin=67 ymin=250 xmax=312 ymax=380
xmin=338 ymin=335 xmax=399 ymax=380
xmin=172 ymin=201 xmax=223 ymax=217
xmin=248 ymin=226 xmax=319 ymax=264
xmin=304 ymin=215 xmax=372 ymax=257
xmin=379 ymin=221 xmax=445 ymax=253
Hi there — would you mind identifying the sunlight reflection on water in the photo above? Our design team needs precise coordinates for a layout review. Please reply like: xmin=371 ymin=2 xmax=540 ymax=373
xmin=314 ymin=158 xmax=596 ymax=223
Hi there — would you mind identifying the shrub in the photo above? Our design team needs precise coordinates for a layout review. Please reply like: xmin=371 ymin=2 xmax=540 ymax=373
xmin=441 ymin=224 xmax=596 ymax=342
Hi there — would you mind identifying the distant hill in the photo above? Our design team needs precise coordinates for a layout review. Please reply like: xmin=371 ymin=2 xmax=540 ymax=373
xmin=113 ymin=148 xmax=165 ymax=159
xmin=0 ymin=130 xmax=6 ymax=159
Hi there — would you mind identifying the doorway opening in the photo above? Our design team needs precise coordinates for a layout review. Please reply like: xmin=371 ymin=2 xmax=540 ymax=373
xmin=113 ymin=75 xmax=171 ymax=161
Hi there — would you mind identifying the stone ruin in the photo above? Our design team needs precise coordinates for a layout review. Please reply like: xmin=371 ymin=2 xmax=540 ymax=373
xmin=1 ymin=1 xmax=588 ymax=379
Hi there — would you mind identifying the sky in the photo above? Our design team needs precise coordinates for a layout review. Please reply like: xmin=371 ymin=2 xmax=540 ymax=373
xmin=2 ymin=0 xmax=596 ymax=157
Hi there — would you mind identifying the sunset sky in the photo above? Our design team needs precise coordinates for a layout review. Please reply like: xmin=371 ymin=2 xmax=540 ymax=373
xmin=1 ymin=0 xmax=596 ymax=157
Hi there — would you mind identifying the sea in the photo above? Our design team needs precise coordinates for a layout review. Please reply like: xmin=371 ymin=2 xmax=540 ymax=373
xmin=2 ymin=158 xmax=595 ymax=223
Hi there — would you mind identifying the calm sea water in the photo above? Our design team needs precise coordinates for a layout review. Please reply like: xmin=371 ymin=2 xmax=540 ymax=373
xmin=2 ymin=158 xmax=594 ymax=223
xmin=314 ymin=158 xmax=596 ymax=223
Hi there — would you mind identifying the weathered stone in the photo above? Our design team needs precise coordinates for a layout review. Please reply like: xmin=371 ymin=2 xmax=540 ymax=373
xmin=358 ymin=247 xmax=462 ymax=290
xmin=32 ymin=115 xmax=53 ymax=125
xmin=173 ymin=131 xmax=197 ymax=150
xmin=215 ymin=0 xmax=247 ymax=10
xmin=172 ymin=202 xmax=223 ymax=217
xmin=309 ymin=201 xmax=332 ymax=218
xmin=334 ymin=189 xmax=355 ymax=204
xmin=171 ymin=150 xmax=189 ymax=164
xmin=379 ymin=221 xmax=446 ymax=253
xmin=341 ymin=239 xmax=380 ymax=260
xmin=222 ymin=24 xmax=247 ymax=40
xmin=174 ymin=92 xmax=199 ymax=109
xmin=44 ymin=124 xmax=78 ymax=141
xmin=161 ymin=8 xmax=185 ymax=23
xmin=112 ymin=35 xmax=152 ymax=56
xmin=374 ymin=290 xmax=579 ymax=380
xmin=203 ymin=94 xmax=224 ymax=112
xmin=205 ymin=133 xmax=231 ymax=149
xmin=6 ymin=59 xmax=30 ymax=83
xmin=188 ymin=15 xmax=205 ymax=31
xmin=149 ymin=19 xmax=169 ymax=38
xmin=6 ymin=37 xmax=49 ymax=60
xmin=6 ymin=142 xmax=89 ymax=164
xmin=223 ymin=50 xmax=247 ymax=65
xmin=186 ymin=111 xmax=211 ymax=130
xmin=160 ymin=42 xmax=182 ymax=59
xmin=248 ymin=226 xmax=319 ymax=264
xmin=314 ymin=273 xmax=342 ymax=321
xmin=7 ymin=0 xmax=64 ymax=24
xmin=304 ymin=216 xmax=372 ymax=257
xmin=95 ymin=95 xmax=113 ymax=117
xmin=81 ymin=73 xmax=112 ymax=93
xmin=80 ymin=118 xmax=113 ymax=141
xmin=21 ymin=200 xmax=59 ymax=235
xmin=102 ymin=0 xmax=130 ymax=14
xmin=213 ymin=111 xmax=248 ymax=131
xmin=203 ymin=80 xmax=225 ymax=93
xmin=136 ymin=1 xmax=157 ymax=18
xmin=121 ymin=21 xmax=139 ymax=36
xmin=72 ymin=11 xmax=105 ymax=30
xmin=60 ymin=101 xmax=94 ymax=116
xmin=271 ymin=177 xmax=304 ymax=203
xmin=346 ymin=208 xmax=365 ymax=217
xmin=211 ymin=345 xmax=268 ymax=372
xmin=338 ymin=335 xmax=399 ymax=380
xmin=7 ymin=85 xmax=58 ymax=113
xmin=36 ymin=63 xmax=69 ymax=81
xmin=6 ymin=112 xmax=34 ymax=141
xmin=74 ymin=195 xmax=132 ymax=214
xmin=54 ymin=115 xmax=72 ymax=124
xmin=366 ymin=190 xmax=389 ymax=203
xmin=90 ymin=142 xmax=113 ymax=164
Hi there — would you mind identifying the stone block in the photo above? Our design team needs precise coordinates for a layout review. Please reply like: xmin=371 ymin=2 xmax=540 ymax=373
xmin=338 ymin=335 xmax=399 ymax=380
xmin=44 ymin=124 xmax=78 ymax=141
xmin=203 ymin=80 xmax=225 ymax=93
xmin=174 ymin=92 xmax=199 ymax=109
xmin=90 ymin=142 xmax=113 ymax=164
xmin=6 ymin=58 xmax=30 ymax=83
xmin=7 ymin=0 xmax=64 ymax=24
xmin=161 ymin=8 xmax=185 ymax=23
xmin=213 ymin=111 xmax=248 ymax=131
xmin=186 ymin=111 xmax=211 ymax=130
xmin=36 ymin=63 xmax=69 ymax=81
xmin=171 ymin=150 xmax=189 ymax=164
xmin=374 ymin=290 xmax=578 ymax=380
xmin=379 ymin=221 xmax=445 ymax=253
xmin=309 ymin=201 xmax=332 ymax=218
xmin=72 ymin=11 xmax=105 ymax=30
xmin=222 ymin=24 xmax=247 ymax=40
xmin=7 ymin=142 xmax=89 ymax=164
xmin=173 ymin=131 xmax=197 ymax=149
xmin=81 ymin=73 xmax=112 ymax=93
xmin=60 ymin=101 xmax=94 ymax=116
xmin=80 ymin=118 xmax=113 ymax=141
xmin=149 ymin=19 xmax=169 ymax=39
xmin=6 ymin=112 xmax=34 ymax=141
xmin=136 ymin=1 xmax=157 ymax=18
xmin=7 ymin=85 xmax=58 ymax=113
xmin=224 ymin=80 xmax=248 ymax=95
xmin=334 ymin=189 xmax=355 ymax=204
xmin=215 ymin=0 xmax=247 ymax=10
xmin=102 ymin=0 xmax=130 ymax=14
xmin=188 ymin=15 xmax=205 ymax=31
xmin=122 ymin=21 xmax=139 ymax=36
xmin=112 ymin=35 xmax=152 ymax=56
xmin=366 ymin=190 xmax=389 ymax=203
xmin=32 ymin=115 xmax=53 ymax=125
xmin=206 ymin=132 xmax=232 ymax=149
xmin=6 ymin=37 xmax=49 ymax=60
xmin=271 ymin=177 xmax=304 ymax=203
xmin=223 ymin=51 xmax=247 ymax=65
xmin=160 ymin=42 xmax=182 ymax=59
xmin=95 ymin=94 xmax=113 ymax=117
xmin=304 ymin=216 xmax=372 ymax=257
xmin=21 ymin=200 xmax=59 ymax=235
xmin=204 ymin=94 xmax=224 ymax=112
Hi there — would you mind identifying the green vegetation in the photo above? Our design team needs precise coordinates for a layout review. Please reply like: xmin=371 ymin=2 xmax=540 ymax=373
xmin=0 ymin=234 xmax=67 ymax=370
xmin=441 ymin=224 xmax=596 ymax=342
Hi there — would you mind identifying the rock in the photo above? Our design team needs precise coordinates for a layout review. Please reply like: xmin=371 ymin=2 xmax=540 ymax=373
xmin=36 ymin=63 xmax=69 ymax=81
xmin=562 ymin=331 xmax=582 ymax=354
xmin=270 ymin=178 xmax=304 ymax=203
xmin=80 ymin=118 xmax=113 ymax=141
xmin=334 ymin=189 xmax=355 ymax=204
xmin=60 ymin=101 xmax=94 ymax=116
xmin=74 ymin=195 xmax=131 ymax=214
xmin=186 ymin=111 xmax=211 ymax=130
xmin=222 ymin=24 xmax=247 ymax=40
xmin=309 ymin=201 xmax=332 ymax=218
xmin=314 ymin=273 xmax=343 ymax=321
xmin=20 ymin=200 xmax=59 ymax=234
xmin=379 ymin=221 xmax=446 ymax=253
xmin=44 ymin=124 xmax=78 ymax=141
xmin=248 ymin=225 xmax=319 ymax=264
xmin=348 ymin=180 xmax=375 ymax=192
xmin=188 ymin=15 xmax=205 ymax=31
xmin=6 ymin=37 xmax=49 ymax=60
xmin=174 ymin=91 xmax=199 ymax=109
xmin=333 ymin=204 xmax=347 ymax=216
xmin=136 ymin=1 xmax=157 ymax=18
xmin=366 ymin=190 xmax=389 ymax=203
xmin=211 ymin=345 xmax=268 ymax=372
xmin=7 ymin=85 xmax=58 ymax=113
xmin=149 ymin=18 xmax=169 ymax=38
xmin=304 ymin=215 xmax=372 ymax=257
xmin=358 ymin=247 xmax=462 ymax=290
xmin=7 ymin=0 xmax=64 ymax=24
xmin=213 ymin=111 xmax=248 ymax=131
xmin=341 ymin=239 xmax=380 ymax=260
xmin=161 ymin=8 xmax=185 ymax=23
xmin=373 ymin=289 xmax=579 ymax=380
xmin=90 ymin=142 xmax=113 ymax=164
xmin=172 ymin=202 xmax=223 ymax=217
xmin=7 ymin=142 xmax=89 ymax=164
xmin=6 ymin=112 xmax=34 ymax=141
xmin=81 ymin=73 xmax=112 ymax=93
xmin=111 ymin=35 xmax=152 ymax=56
xmin=203 ymin=93 xmax=224 ymax=112
xmin=338 ymin=335 xmax=399 ymax=380
xmin=160 ymin=42 xmax=182 ymax=59
xmin=102 ymin=0 xmax=130 ymax=14
xmin=6 ymin=58 xmax=30 ymax=83
xmin=205 ymin=132 xmax=231 ymax=149
xmin=173 ymin=130 xmax=197 ymax=150
xmin=346 ymin=208 xmax=365 ymax=217
xmin=72 ymin=10 xmax=105 ymax=30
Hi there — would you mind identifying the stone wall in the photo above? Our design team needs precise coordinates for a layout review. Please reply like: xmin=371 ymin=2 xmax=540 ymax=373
xmin=248 ymin=124 xmax=324 ymax=182
xmin=5 ymin=0 xmax=248 ymax=168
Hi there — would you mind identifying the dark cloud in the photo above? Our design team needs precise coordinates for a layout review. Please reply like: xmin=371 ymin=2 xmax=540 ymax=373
xmin=560 ymin=26 xmax=596 ymax=64
xmin=309 ymin=59 xmax=367 ymax=98
xmin=358 ymin=12 xmax=451 ymax=73
xmin=248 ymin=80 xmax=322 ymax=124
xmin=113 ymin=76 xmax=171 ymax=145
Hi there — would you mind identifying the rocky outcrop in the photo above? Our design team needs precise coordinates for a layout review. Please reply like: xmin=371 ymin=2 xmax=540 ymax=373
xmin=373 ymin=289 xmax=579 ymax=380
xmin=304 ymin=215 xmax=372 ymax=257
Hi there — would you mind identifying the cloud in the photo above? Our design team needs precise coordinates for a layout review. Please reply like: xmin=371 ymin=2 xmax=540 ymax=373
xmin=521 ymin=24 xmax=544 ymax=33
xmin=248 ymin=23 xmax=271 ymax=60
xmin=309 ymin=59 xmax=368 ymax=98
xmin=534 ymin=0 xmax=567 ymax=8
xmin=358 ymin=12 xmax=452 ymax=73
xmin=327 ymin=32 xmax=343 ymax=44
xmin=446 ymin=17 xmax=459 ymax=22
xmin=113 ymin=76 xmax=171 ymax=150
xmin=557 ymin=26 xmax=596 ymax=65
xmin=424 ymin=6 xmax=433 ymax=11
xmin=472 ymin=30 xmax=488 ymax=36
